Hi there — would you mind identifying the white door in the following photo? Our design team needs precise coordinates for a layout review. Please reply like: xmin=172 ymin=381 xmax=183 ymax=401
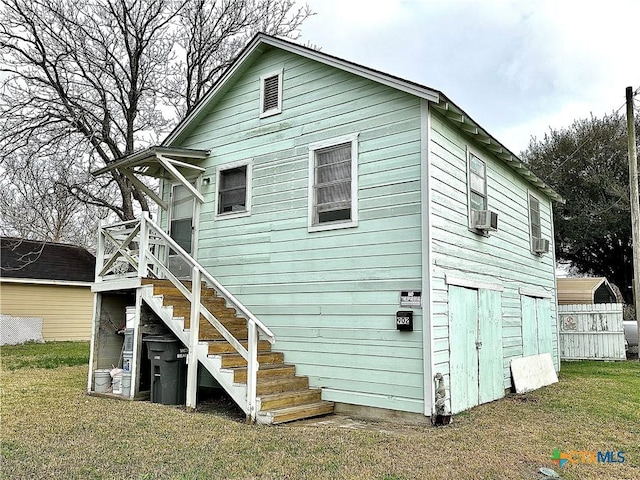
xmin=168 ymin=182 xmax=197 ymax=277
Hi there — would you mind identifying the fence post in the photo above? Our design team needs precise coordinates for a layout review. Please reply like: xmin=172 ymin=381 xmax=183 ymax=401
xmin=247 ymin=321 xmax=258 ymax=423
xmin=186 ymin=267 xmax=201 ymax=412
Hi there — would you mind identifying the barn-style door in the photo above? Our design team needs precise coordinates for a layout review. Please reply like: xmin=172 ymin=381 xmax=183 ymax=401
xmin=449 ymin=285 xmax=503 ymax=414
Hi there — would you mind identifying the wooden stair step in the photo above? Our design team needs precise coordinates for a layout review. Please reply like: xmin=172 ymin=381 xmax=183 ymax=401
xmin=219 ymin=351 xmax=284 ymax=368
xmin=172 ymin=306 xmax=238 ymax=320
xmin=160 ymin=293 xmax=220 ymax=306
xmin=198 ymin=326 xmax=248 ymax=341
xmin=256 ymin=376 xmax=309 ymax=395
xmin=180 ymin=312 xmax=241 ymax=328
xmin=266 ymin=401 xmax=335 ymax=425
xmin=233 ymin=364 xmax=295 ymax=383
xmin=258 ymin=388 xmax=322 ymax=411
xmin=208 ymin=340 xmax=272 ymax=355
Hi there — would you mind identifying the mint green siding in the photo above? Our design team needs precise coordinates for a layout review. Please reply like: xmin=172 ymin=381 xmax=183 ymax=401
xmin=160 ymin=44 xmax=559 ymax=416
xmin=429 ymin=110 xmax=558 ymax=412
xmin=170 ymin=48 xmax=426 ymax=413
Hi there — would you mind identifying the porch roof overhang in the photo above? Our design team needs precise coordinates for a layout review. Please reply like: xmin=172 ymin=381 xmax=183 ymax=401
xmin=91 ymin=146 xmax=210 ymax=209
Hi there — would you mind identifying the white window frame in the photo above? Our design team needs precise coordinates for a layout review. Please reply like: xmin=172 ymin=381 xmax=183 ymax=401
xmin=467 ymin=148 xmax=489 ymax=230
xmin=528 ymin=191 xmax=542 ymax=252
xmin=215 ymin=159 xmax=252 ymax=220
xmin=259 ymin=68 xmax=283 ymax=118
xmin=307 ymin=133 xmax=359 ymax=232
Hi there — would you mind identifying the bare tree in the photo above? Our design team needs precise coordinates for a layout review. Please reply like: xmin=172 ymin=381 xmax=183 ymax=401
xmin=0 ymin=0 xmax=312 ymax=239
xmin=0 ymin=139 xmax=108 ymax=250
xmin=173 ymin=0 xmax=312 ymax=114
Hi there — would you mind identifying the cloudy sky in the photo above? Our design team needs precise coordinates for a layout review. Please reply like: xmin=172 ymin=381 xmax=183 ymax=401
xmin=300 ymin=0 xmax=640 ymax=155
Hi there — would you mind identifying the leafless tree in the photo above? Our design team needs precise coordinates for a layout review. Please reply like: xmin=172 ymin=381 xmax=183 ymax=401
xmin=0 ymin=0 xmax=312 ymax=244
xmin=0 ymin=139 xmax=108 ymax=251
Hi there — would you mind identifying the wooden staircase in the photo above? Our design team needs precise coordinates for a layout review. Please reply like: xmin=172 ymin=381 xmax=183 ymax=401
xmin=141 ymin=279 xmax=334 ymax=424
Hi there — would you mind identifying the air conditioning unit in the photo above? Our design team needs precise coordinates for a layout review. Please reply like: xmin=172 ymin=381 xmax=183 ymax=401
xmin=533 ymin=237 xmax=550 ymax=254
xmin=472 ymin=210 xmax=498 ymax=231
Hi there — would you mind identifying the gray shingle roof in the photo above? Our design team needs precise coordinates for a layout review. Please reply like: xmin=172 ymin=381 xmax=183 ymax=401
xmin=0 ymin=237 xmax=95 ymax=283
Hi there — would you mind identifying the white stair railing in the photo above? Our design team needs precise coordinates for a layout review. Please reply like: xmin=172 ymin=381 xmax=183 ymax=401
xmin=95 ymin=212 xmax=275 ymax=422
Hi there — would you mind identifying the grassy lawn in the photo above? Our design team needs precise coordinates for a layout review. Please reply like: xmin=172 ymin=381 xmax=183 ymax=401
xmin=1 ymin=342 xmax=638 ymax=480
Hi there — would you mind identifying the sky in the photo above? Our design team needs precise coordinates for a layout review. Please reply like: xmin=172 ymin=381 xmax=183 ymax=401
xmin=300 ymin=0 xmax=640 ymax=155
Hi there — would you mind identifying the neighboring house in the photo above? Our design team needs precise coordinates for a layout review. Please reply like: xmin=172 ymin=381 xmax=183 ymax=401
xmin=89 ymin=34 xmax=564 ymax=423
xmin=0 ymin=237 xmax=95 ymax=341
xmin=557 ymin=277 xmax=618 ymax=305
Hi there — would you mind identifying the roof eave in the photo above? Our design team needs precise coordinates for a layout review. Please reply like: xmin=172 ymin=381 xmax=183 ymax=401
xmin=164 ymin=33 xmax=441 ymax=146
xmin=91 ymin=146 xmax=209 ymax=177
xmin=431 ymin=96 xmax=565 ymax=203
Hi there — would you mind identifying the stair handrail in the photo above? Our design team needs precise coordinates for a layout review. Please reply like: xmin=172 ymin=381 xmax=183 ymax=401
xmin=139 ymin=212 xmax=275 ymax=343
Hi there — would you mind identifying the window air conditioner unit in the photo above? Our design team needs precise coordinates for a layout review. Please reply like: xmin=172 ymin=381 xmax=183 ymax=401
xmin=533 ymin=237 xmax=550 ymax=254
xmin=472 ymin=210 xmax=498 ymax=231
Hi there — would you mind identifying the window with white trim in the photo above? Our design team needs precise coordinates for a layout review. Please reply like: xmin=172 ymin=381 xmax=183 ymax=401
xmin=259 ymin=69 xmax=283 ymax=118
xmin=308 ymin=134 xmax=358 ymax=231
xmin=468 ymin=152 xmax=487 ymax=212
xmin=529 ymin=193 xmax=541 ymax=246
xmin=216 ymin=161 xmax=251 ymax=217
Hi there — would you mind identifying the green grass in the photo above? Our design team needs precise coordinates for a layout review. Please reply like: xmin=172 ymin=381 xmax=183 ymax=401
xmin=1 ymin=341 xmax=89 ymax=370
xmin=1 ymin=344 xmax=639 ymax=479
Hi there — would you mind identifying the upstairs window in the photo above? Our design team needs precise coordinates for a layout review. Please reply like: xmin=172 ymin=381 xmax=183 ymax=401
xmin=529 ymin=193 xmax=541 ymax=244
xmin=216 ymin=161 xmax=251 ymax=217
xmin=308 ymin=134 xmax=359 ymax=232
xmin=468 ymin=152 xmax=487 ymax=212
xmin=259 ymin=69 xmax=283 ymax=118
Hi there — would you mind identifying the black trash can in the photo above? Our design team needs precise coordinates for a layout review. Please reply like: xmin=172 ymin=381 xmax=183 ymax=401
xmin=142 ymin=335 xmax=187 ymax=405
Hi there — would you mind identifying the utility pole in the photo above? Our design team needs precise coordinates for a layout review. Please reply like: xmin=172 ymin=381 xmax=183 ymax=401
xmin=626 ymin=86 xmax=640 ymax=360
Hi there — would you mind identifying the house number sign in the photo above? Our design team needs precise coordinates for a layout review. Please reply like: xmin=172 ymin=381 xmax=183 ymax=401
xmin=400 ymin=291 xmax=422 ymax=307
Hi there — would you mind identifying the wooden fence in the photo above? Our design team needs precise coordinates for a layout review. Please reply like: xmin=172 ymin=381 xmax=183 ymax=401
xmin=558 ymin=303 xmax=626 ymax=360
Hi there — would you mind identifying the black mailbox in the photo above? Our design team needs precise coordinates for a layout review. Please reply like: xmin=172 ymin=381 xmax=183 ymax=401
xmin=396 ymin=311 xmax=413 ymax=331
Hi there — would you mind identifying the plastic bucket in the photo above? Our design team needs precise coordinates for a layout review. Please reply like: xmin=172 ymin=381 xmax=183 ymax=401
xmin=111 ymin=368 xmax=123 ymax=395
xmin=94 ymin=369 xmax=111 ymax=393
xmin=121 ymin=372 xmax=132 ymax=398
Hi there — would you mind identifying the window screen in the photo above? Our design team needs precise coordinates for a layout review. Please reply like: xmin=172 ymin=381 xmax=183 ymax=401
xmin=313 ymin=142 xmax=352 ymax=224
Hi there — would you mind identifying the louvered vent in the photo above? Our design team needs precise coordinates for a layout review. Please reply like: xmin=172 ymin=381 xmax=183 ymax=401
xmin=262 ymin=75 xmax=279 ymax=112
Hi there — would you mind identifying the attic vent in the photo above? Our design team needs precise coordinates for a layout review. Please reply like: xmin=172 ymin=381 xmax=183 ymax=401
xmin=263 ymin=75 xmax=279 ymax=110
xmin=260 ymin=71 xmax=282 ymax=117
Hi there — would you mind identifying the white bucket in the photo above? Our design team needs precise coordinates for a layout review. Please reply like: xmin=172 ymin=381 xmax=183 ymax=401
xmin=110 ymin=368 xmax=123 ymax=395
xmin=94 ymin=369 xmax=111 ymax=393
xmin=121 ymin=372 xmax=132 ymax=398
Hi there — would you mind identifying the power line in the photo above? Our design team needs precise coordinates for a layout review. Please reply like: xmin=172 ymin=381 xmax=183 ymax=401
xmin=545 ymin=87 xmax=639 ymax=178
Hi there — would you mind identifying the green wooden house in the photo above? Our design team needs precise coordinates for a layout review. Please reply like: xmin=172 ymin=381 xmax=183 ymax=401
xmin=89 ymin=34 xmax=563 ymax=423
